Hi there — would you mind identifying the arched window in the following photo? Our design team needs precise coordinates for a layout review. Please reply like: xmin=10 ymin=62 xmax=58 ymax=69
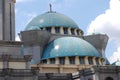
xmin=69 ymin=57 xmax=75 ymax=64
xmin=105 ymin=77 xmax=113 ymax=80
xmin=71 ymin=29 xmax=75 ymax=35
xmin=55 ymin=27 xmax=60 ymax=33
xmin=95 ymin=58 xmax=99 ymax=65
xmin=46 ymin=27 xmax=51 ymax=32
xmin=79 ymin=57 xmax=85 ymax=64
xmin=76 ymin=30 xmax=79 ymax=35
xmin=59 ymin=57 xmax=65 ymax=64
xmin=42 ymin=60 xmax=47 ymax=64
xmin=88 ymin=57 xmax=93 ymax=64
xmin=63 ymin=28 xmax=68 ymax=34
xmin=50 ymin=58 xmax=55 ymax=64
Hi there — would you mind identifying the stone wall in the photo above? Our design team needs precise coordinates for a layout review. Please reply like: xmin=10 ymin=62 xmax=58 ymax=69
xmin=73 ymin=66 xmax=120 ymax=80
xmin=0 ymin=68 xmax=73 ymax=80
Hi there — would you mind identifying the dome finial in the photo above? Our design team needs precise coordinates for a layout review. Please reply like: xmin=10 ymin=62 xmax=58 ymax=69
xmin=49 ymin=3 xmax=52 ymax=12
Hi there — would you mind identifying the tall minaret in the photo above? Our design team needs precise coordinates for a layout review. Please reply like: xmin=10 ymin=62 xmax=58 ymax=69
xmin=0 ymin=0 xmax=15 ymax=41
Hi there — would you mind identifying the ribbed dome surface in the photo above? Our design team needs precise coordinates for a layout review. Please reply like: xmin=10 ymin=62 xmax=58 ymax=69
xmin=42 ymin=37 xmax=100 ymax=59
xmin=25 ymin=12 xmax=80 ymax=30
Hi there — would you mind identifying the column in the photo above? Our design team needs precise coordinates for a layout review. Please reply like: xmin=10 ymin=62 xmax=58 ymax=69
xmin=75 ymin=56 xmax=79 ymax=65
xmin=98 ymin=58 xmax=102 ymax=65
xmin=26 ymin=61 xmax=31 ymax=69
xmin=0 ymin=0 xmax=3 ymax=40
xmin=101 ymin=59 xmax=104 ymax=65
xmin=2 ymin=54 xmax=10 ymax=68
xmin=79 ymin=31 xmax=82 ymax=36
xmin=60 ymin=27 xmax=64 ymax=34
xmin=51 ymin=27 xmax=55 ymax=34
xmin=74 ymin=29 xmax=77 ymax=35
xmin=24 ymin=55 xmax=32 ymax=69
xmin=47 ymin=59 xmax=50 ymax=64
xmin=3 ymin=61 xmax=8 ymax=68
xmin=3 ymin=0 xmax=15 ymax=41
xmin=68 ymin=28 xmax=71 ymax=35
xmin=93 ymin=57 xmax=96 ymax=65
xmin=55 ymin=57 xmax=59 ymax=64
xmin=65 ymin=57 xmax=69 ymax=64
xmin=85 ymin=56 xmax=89 ymax=65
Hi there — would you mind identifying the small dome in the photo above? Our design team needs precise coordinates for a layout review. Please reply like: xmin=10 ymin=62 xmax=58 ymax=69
xmin=25 ymin=12 xmax=80 ymax=30
xmin=42 ymin=37 xmax=100 ymax=59
xmin=112 ymin=60 xmax=120 ymax=66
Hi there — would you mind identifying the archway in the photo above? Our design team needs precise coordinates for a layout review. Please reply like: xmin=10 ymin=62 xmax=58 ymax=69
xmin=105 ymin=77 xmax=113 ymax=80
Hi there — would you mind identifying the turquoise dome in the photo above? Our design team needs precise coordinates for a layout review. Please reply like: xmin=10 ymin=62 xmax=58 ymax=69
xmin=25 ymin=12 xmax=79 ymax=30
xmin=42 ymin=37 xmax=100 ymax=59
xmin=112 ymin=60 xmax=120 ymax=66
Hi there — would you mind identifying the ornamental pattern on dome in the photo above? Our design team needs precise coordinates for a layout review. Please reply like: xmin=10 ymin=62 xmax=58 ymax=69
xmin=25 ymin=12 xmax=80 ymax=30
xmin=42 ymin=37 xmax=100 ymax=59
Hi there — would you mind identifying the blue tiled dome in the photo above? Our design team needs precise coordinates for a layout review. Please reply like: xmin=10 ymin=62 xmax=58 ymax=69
xmin=112 ymin=60 xmax=120 ymax=66
xmin=25 ymin=12 xmax=80 ymax=30
xmin=42 ymin=37 xmax=100 ymax=59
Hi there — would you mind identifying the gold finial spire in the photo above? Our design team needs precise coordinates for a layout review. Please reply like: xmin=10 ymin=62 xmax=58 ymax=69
xmin=49 ymin=4 xmax=52 ymax=12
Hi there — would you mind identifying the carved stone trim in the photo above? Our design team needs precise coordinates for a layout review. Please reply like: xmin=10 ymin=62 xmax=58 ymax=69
xmin=24 ymin=55 xmax=32 ymax=62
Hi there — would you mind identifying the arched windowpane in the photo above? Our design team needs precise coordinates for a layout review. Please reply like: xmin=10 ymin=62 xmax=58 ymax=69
xmin=69 ymin=57 xmax=75 ymax=64
xmin=71 ymin=29 xmax=75 ymax=35
xmin=63 ymin=28 xmax=68 ymax=34
xmin=77 ymin=30 xmax=80 ymax=35
xmin=50 ymin=58 xmax=55 ymax=64
xmin=79 ymin=57 xmax=85 ymax=64
xmin=95 ymin=58 xmax=99 ymax=65
xmin=59 ymin=57 xmax=65 ymax=64
xmin=55 ymin=27 xmax=60 ymax=33
xmin=42 ymin=60 xmax=47 ymax=64
xmin=46 ymin=27 xmax=51 ymax=32
xmin=88 ymin=57 xmax=93 ymax=64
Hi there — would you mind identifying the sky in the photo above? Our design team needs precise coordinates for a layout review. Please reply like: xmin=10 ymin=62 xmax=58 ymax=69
xmin=15 ymin=0 xmax=120 ymax=63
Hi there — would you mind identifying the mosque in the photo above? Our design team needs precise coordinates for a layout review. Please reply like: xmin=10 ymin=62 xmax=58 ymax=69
xmin=0 ymin=0 xmax=120 ymax=80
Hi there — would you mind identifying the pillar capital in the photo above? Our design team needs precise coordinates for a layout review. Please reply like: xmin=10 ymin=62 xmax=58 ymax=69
xmin=2 ymin=54 xmax=10 ymax=61
xmin=24 ymin=55 xmax=32 ymax=62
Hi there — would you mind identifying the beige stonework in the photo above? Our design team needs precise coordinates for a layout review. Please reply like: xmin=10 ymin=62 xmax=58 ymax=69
xmin=74 ymin=29 xmax=77 ymax=35
xmin=33 ymin=64 xmax=93 ymax=73
xmin=51 ymin=27 xmax=55 ymax=34
xmin=68 ymin=28 xmax=71 ymax=35
xmin=93 ymin=57 xmax=96 ymax=65
xmin=75 ymin=56 xmax=79 ymax=65
xmin=60 ymin=27 xmax=64 ymax=34
xmin=65 ymin=56 xmax=70 ymax=64
xmin=9 ymin=62 xmax=26 ymax=69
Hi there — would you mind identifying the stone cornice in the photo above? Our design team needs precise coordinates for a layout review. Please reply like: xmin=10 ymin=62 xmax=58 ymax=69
xmin=0 ymin=54 xmax=32 ymax=62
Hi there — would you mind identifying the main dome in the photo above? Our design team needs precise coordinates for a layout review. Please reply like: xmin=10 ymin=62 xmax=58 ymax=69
xmin=42 ymin=37 xmax=100 ymax=59
xmin=25 ymin=12 xmax=79 ymax=30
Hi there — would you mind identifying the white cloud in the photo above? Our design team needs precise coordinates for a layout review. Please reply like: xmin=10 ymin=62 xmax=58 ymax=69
xmin=15 ymin=36 xmax=21 ymax=41
xmin=87 ymin=0 xmax=120 ymax=63
xmin=109 ymin=47 xmax=120 ymax=63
